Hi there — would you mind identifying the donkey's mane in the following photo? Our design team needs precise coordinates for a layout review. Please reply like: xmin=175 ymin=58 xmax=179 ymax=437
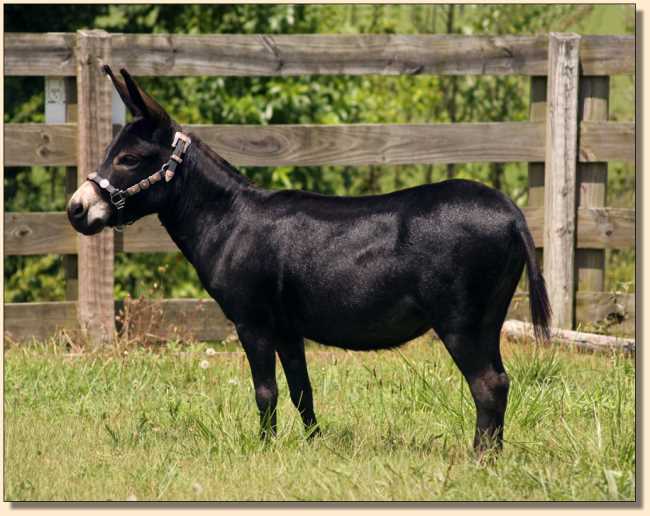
xmin=186 ymin=133 xmax=251 ymax=186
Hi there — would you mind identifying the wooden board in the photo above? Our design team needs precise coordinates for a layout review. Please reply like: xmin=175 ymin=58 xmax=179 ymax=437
xmin=4 ymin=121 xmax=634 ymax=167
xmin=4 ymin=123 xmax=76 ymax=166
xmin=4 ymin=32 xmax=77 ymax=76
xmin=3 ymin=301 xmax=79 ymax=343
xmin=190 ymin=122 xmax=547 ymax=166
xmin=577 ymin=35 xmax=635 ymax=77
xmin=115 ymin=215 xmax=177 ymax=253
xmin=4 ymin=213 xmax=174 ymax=255
xmin=110 ymin=34 xmax=553 ymax=77
xmin=4 ymin=299 xmax=233 ymax=343
xmin=5 ymin=33 xmax=634 ymax=77
xmin=507 ymin=291 xmax=635 ymax=336
xmin=4 ymin=212 xmax=176 ymax=255
xmin=4 ymin=212 xmax=78 ymax=255
xmin=522 ymin=206 xmax=635 ymax=250
xmin=580 ymin=121 xmax=635 ymax=163
xmin=153 ymin=298 xmax=233 ymax=341
xmin=4 ymin=292 xmax=632 ymax=343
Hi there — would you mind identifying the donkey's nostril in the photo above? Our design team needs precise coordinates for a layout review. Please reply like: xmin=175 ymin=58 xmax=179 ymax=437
xmin=69 ymin=200 xmax=86 ymax=220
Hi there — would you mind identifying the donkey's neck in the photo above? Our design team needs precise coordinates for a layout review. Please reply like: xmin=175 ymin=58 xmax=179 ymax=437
xmin=157 ymin=136 xmax=251 ymax=265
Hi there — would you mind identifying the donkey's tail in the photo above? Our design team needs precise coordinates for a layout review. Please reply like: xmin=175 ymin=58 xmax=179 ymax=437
xmin=516 ymin=219 xmax=552 ymax=344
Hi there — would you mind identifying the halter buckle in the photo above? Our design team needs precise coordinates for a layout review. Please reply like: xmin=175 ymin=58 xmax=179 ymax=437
xmin=110 ymin=190 xmax=126 ymax=210
xmin=172 ymin=131 xmax=192 ymax=153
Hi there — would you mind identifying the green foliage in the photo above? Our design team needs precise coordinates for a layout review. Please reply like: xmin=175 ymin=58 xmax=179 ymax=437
xmin=4 ymin=167 xmax=67 ymax=213
xmin=4 ymin=4 xmax=635 ymax=303
xmin=4 ymin=255 xmax=65 ymax=303
xmin=606 ymin=249 xmax=636 ymax=293
xmin=4 ymin=337 xmax=635 ymax=500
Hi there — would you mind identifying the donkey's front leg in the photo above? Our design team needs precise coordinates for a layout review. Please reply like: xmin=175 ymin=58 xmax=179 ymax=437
xmin=236 ymin=324 xmax=278 ymax=440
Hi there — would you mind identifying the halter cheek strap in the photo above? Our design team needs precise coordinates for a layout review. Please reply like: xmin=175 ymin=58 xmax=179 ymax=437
xmin=87 ymin=131 xmax=191 ymax=231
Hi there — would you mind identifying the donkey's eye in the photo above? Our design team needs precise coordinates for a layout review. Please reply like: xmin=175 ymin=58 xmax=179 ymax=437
xmin=117 ymin=154 xmax=140 ymax=167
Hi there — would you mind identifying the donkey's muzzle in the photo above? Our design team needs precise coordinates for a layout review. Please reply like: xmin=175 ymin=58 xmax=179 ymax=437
xmin=66 ymin=181 xmax=111 ymax=235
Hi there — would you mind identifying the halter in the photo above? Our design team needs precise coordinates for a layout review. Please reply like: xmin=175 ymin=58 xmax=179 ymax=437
xmin=87 ymin=131 xmax=191 ymax=231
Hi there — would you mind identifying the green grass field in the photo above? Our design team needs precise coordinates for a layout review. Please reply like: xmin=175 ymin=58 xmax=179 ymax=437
xmin=4 ymin=335 xmax=635 ymax=502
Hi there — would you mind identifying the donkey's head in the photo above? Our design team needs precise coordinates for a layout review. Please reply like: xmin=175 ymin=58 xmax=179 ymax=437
xmin=67 ymin=67 xmax=183 ymax=235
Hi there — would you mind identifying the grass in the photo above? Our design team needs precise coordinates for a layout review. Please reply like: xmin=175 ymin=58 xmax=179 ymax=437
xmin=4 ymin=334 xmax=635 ymax=502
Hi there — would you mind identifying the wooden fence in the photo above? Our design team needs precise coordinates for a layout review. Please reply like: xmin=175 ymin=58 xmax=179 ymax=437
xmin=4 ymin=31 xmax=636 ymax=343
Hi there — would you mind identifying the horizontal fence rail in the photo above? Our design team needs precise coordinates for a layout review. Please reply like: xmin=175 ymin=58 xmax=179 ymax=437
xmin=4 ymin=207 xmax=635 ymax=256
xmin=4 ymin=291 xmax=634 ymax=343
xmin=4 ymin=299 xmax=234 ymax=343
xmin=4 ymin=121 xmax=635 ymax=167
xmin=509 ymin=291 xmax=635 ymax=336
xmin=5 ymin=34 xmax=635 ymax=77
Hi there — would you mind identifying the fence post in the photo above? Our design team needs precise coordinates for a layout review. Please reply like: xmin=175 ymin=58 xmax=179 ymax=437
xmin=576 ymin=77 xmax=609 ymax=293
xmin=76 ymin=29 xmax=115 ymax=345
xmin=527 ymin=76 xmax=547 ymax=298
xmin=544 ymin=33 xmax=581 ymax=329
xmin=45 ymin=77 xmax=78 ymax=300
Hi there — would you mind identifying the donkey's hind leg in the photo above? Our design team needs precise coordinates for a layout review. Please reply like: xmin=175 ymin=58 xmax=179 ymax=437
xmin=439 ymin=328 xmax=509 ymax=454
xmin=436 ymin=263 xmax=522 ymax=453
xmin=436 ymin=237 xmax=524 ymax=453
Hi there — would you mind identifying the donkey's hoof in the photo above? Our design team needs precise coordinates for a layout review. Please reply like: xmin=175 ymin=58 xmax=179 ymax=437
xmin=306 ymin=424 xmax=322 ymax=440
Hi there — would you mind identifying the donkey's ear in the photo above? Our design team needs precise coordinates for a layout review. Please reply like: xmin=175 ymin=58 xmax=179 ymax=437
xmin=119 ymin=68 xmax=171 ymax=127
xmin=103 ymin=65 xmax=142 ymax=118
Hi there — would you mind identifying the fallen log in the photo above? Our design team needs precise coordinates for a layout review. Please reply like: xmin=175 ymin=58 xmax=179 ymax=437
xmin=502 ymin=319 xmax=635 ymax=354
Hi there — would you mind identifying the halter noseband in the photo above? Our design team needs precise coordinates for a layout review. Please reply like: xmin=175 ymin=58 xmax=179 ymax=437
xmin=87 ymin=131 xmax=192 ymax=231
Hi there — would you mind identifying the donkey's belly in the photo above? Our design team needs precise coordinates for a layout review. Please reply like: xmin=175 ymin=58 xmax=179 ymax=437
xmin=303 ymin=319 xmax=431 ymax=350
xmin=297 ymin=295 xmax=431 ymax=350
